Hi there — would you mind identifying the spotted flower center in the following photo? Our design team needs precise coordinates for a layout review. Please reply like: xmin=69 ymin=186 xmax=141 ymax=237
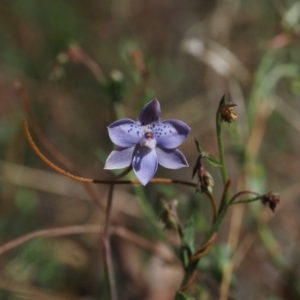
xmin=139 ymin=131 xmax=157 ymax=149
xmin=105 ymin=98 xmax=190 ymax=185
xmin=145 ymin=132 xmax=153 ymax=139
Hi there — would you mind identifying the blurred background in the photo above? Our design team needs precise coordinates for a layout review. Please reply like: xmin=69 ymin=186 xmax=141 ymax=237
xmin=0 ymin=0 xmax=300 ymax=299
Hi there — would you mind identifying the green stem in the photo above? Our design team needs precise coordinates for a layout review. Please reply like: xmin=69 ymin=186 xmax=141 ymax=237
xmin=180 ymin=181 xmax=231 ymax=289
xmin=229 ymin=190 xmax=266 ymax=205
xmin=179 ymin=201 xmax=230 ymax=289
xmin=229 ymin=190 xmax=259 ymax=203
xmin=179 ymin=190 xmax=274 ymax=291
xmin=216 ymin=96 xmax=229 ymax=203
xmin=205 ymin=201 xmax=230 ymax=245
xmin=230 ymin=195 xmax=262 ymax=205
xmin=179 ymin=99 xmax=234 ymax=290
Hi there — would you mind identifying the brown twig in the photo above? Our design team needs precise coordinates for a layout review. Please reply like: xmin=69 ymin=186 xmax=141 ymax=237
xmin=101 ymin=235 xmax=118 ymax=300
xmin=205 ymin=191 xmax=218 ymax=222
xmin=68 ymin=45 xmax=106 ymax=84
xmin=0 ymin=225 xmax=100 ymax=256
xmin=179 ymin=270 xmax=198 ymax=292
xmin=0 ymin=224 xmax=176 ymax=263
xmin=16 ymin=82 xmax=105 ymax=210
xmin=102 ymin=183 xmax=118 ymax=300
xmin=15 ymin=81 xmax=74 ymax=170
xmin=113 ymin=227 xmax=175 ymax=262
xmin=104 ymin=185 xmax=115 ymax=236
xmin=23 ymin=119 xmax=197 ymax=188
xmin=190 ymin=232 xmax=217 ymax=262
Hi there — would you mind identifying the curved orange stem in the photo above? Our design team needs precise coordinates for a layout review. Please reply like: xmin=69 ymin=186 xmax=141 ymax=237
xmin=23 ymin=119 xmax=197 ymax=188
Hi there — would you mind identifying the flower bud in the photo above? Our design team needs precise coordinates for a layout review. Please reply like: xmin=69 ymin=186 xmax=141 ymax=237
xmin=128 ymin=48 xmax=149 ymax=80
xmin=66 ymin=44 xmax=83 ymax=63
xmin=160 ymin=200 xmax=179 ymax=230
xmin=192 ymin=155 xmax=214 ymax=193
xmin=261 ymin=193 xmax=280 ymax=212
xmin=219 ymin=102 xmax=237 ymax=123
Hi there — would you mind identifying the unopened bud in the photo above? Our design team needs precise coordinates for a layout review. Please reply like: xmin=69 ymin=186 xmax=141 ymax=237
xmin=192 ymin=155 xmax=214 ymax=193
xmin=219 ymin=102 xmax=237 ymax=123
xmin=261 ymin=193 xmax=280 ymax=212
xmin=160 ymin=200 xmax=179 ymax=230
xmin=128 ymin=48 xmax=149 ymax=80
xmin=66 ymin=45 xmax=83 ymax=63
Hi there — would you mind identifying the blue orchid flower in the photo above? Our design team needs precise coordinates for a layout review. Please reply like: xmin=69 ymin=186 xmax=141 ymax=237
xmin=104 ymin=99 xmax=190 ymax=185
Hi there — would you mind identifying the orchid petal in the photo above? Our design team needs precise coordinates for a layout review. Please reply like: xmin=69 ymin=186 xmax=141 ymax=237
xmin=138 ymin=99 xmax=161 ymax=125
xmin=104 ymin=147 xmax=134 ymax=169
xmin=156 ymin=148 xmax=189 ymax=169
xmin=108 ymin=119 xmax=142 ymax=147
xmin=105 ymin=99 xmax=190 ymax=179
xmin=132 ymin=146 xmax=158 ymax=185
xmin=156 ymin=119 xmax=190 ymax=149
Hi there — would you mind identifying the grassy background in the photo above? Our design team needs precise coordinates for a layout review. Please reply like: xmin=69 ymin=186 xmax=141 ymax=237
xmin=0 ymin=0 xmax=300 ymax=299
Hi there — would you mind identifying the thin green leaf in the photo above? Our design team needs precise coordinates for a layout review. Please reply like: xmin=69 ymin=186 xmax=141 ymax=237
xmin=219 ymin=94 xmax=226 ymax=106
xmin=175 ymin=291 xmax=192 ymax=300
xmin=183 ymin=217 xmax=195 ymax=253
xmin=204 ymin=154 xmax=222 ymax=167
xmin=194 ymin=139 xmax=203 ymax=153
